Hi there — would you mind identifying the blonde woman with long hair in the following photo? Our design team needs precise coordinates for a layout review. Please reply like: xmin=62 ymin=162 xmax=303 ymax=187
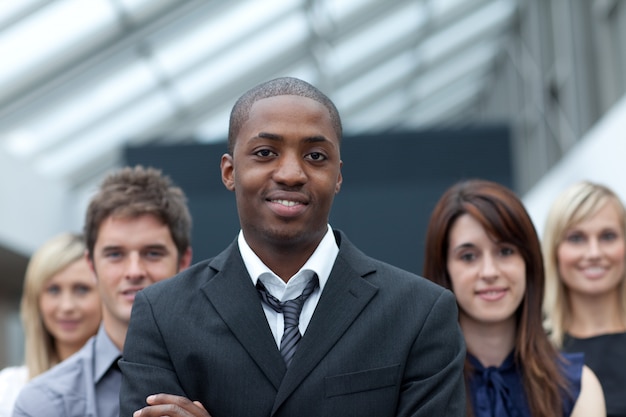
xmin=543 ymin=181 xmax=626 ymax=417
xmin=0 ymin=233 xmax=102 ymax=417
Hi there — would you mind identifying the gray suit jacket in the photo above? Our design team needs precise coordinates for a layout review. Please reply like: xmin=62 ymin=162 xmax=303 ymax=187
xmin=119 ymin=230 xmax=465 ymax=417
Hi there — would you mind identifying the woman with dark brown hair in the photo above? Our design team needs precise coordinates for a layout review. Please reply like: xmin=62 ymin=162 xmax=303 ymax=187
xmin=423 ymin=179 xmax=604 ymax=417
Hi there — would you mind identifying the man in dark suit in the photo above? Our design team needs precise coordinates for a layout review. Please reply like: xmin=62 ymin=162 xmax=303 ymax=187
xmin=119 ymin=77 xmax=465 ymax=417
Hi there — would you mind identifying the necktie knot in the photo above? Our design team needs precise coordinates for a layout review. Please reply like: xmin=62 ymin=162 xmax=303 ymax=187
xmin=110 ymin=356 xmax=122 ymax=373
xmin=256 ymin=274 xmax=318 ymax=366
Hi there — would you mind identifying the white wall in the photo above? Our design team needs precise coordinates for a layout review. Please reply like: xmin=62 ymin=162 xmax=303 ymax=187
xmin=523 ymin=94 xmax=626 ymax=237
xmin=0 ymin=148 xmax=75 ymax=255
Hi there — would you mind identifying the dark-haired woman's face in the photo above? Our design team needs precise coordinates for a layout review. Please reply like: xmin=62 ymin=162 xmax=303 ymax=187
xmin=446 ymin=214 xmax=526 ymax=329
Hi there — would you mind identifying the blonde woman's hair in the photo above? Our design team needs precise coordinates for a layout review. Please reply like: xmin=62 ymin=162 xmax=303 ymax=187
xmin=542 ymin=181 xmax=626 ymax=346
xmin=20 ymin=233 xmax=88 ymax=379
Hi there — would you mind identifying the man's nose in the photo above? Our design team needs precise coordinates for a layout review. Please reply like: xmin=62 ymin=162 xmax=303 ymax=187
xmin=273 ymin=153 xmax=307 ymax=186
xmin=125 ymin=252 xmax=146 ymax=280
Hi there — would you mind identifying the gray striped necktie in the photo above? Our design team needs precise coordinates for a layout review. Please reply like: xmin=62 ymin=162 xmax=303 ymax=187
xmin=256 ymin=274 xmax=319 ymax=366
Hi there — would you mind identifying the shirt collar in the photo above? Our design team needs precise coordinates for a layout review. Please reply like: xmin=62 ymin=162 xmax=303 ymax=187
xmin=238 ymin=224 xmax=338 ymax=295
xmin=467 ymin=350 xmax=516 ymax=373
xmin=94 ymin=324 xmax=122 ymax=383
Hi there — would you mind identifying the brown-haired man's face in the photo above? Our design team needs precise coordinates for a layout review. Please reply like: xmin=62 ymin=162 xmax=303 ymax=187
xmin=87 ymin=214 xmax=192 ymax=331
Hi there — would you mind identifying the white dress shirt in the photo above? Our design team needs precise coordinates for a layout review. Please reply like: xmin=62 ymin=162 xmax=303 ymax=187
xmin=238 ymin=225 xmax=339 ymax=347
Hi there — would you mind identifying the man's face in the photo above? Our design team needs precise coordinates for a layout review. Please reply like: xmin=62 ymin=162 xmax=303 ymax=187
xmin=88 ymin=214 xmax=191 ymax=332
xmin=221 ymin=95 xmax=342 ymax=251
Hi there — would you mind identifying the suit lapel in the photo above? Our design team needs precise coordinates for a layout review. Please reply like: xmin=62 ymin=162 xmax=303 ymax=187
xmin=272 ymin=235 xmax=379 ymax=413
xmin=201 ymin=243 xmax=286 ymax=390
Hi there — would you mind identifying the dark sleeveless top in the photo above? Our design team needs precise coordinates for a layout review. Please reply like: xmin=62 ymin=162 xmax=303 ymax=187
xmin=467 ymin=351 xmax=583 ymax=417
xmin=563 ymin=332 xmax=626 ymax=417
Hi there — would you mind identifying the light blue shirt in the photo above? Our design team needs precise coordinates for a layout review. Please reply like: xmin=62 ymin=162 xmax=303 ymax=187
xmin=12 ymin=325 xmax=121 ymax=417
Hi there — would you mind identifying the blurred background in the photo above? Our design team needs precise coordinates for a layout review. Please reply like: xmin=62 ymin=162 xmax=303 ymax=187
xmin=1 ymin=0 xmax=625 ymax=367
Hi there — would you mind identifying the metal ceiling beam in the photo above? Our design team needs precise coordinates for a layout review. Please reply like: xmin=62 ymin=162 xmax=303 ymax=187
xmin=0 ymin=0 xmax=210 ymax=116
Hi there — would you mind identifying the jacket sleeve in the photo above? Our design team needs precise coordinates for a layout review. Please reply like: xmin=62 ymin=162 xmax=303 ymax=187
xmin=119 ymin=290 xmax=187 ymax=417
xmin=396 ymin=289 xmax=466 ymax=417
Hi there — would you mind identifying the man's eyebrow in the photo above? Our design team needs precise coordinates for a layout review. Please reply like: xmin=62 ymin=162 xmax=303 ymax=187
xmin=100 ymin=244 xmax=169 ymax=251
xmin=303 ymin=135 xmax=330 ymax=144
xmin=100 ymin=245 xmax=123 ymax=253
xmin=143 ymin=244 xmax=169 ymax=251
xmin=254 ymin=132 xmax=330 ymax=143
xmin=255 ymin=132 xmax=282 ymax=141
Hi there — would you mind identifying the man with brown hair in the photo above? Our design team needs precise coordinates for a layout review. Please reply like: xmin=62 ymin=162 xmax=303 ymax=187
xmin=13 ymin=165 xmax=193 ymax=417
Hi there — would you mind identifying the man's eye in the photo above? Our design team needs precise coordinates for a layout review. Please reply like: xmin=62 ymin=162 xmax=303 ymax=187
xmin=306 ymin=152 xmax=326 ymax=161
xmin=145 ymin=251 xmax=165 ymax=259
xmin=255 ymin=149 xmax=275 ymax=157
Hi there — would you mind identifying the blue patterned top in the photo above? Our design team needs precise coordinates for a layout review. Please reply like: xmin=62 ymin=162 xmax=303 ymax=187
xmin=467 ymin=351 xmax=583 ymax=417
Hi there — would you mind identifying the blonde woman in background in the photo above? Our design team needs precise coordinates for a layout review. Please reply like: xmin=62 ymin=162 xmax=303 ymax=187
xmin=543 ymin=181 xmax=626 ymax=417
xmin=0 ymin=233 xmax=102 ymax=417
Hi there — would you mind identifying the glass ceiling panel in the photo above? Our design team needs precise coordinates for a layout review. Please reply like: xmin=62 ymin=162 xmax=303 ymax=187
xmin=0 ymin=0 xmax=120 ymax=101
xmin=322 ymin=0 xmax=380 ymax=23
xmin=327 ymin=2 xmax=426 ymax=76
xmin=343 ymin=90 xmax=408 ymax=134
xmin=0 ymin=0 xmax=46 ymax=28
xmin=408 ymin=74 xmax=485 ymax=126
xmin=412 ymin=40 xmax=498 ymax=101
xmin=153 ymin=0 xmax=302 ymax=77
xmin=118 ymin=0 xmax=179 ymax=24
xmin=335 ymin=50 xmax=415 ymax=112
xmin=5 ymin=57 xmax=161 ymax=158
xmin=420 ymin=0 xmax=515 ymax=64
xmin=0 ymin=0 xmax=518 ymax=186
xmin=173 ymin=10 xmax=309 ymax=106
xmin=430 ymin=0 xmax=476 ymax=17
xmin=36 ymin=91 xmax=177 ymax=178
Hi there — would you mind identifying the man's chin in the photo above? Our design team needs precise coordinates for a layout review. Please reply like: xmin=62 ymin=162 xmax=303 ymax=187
xmin=265 ymin=226 xmax=325 ymax=247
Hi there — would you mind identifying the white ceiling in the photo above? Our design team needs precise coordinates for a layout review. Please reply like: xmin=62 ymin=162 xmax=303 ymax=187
xmin=0 ymin=0 xmax=518 ymax=190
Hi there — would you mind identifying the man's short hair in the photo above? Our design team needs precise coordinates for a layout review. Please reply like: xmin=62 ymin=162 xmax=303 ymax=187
xmin=84 ymin=165 xmax=192 ymax=259
xmin=227 ymin=77 xmax=342 ymax=154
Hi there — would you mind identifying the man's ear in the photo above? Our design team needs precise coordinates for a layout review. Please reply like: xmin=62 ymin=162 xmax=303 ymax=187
xmin=178 ymin=247 xmax=193 ymax=271
xmin=335 ymin=160 xmax=343 ymax=194
xmin=221 ymin=153 xmax=235 ymax=191
xmin=85 ymin=250 xmax=97 ymax=282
